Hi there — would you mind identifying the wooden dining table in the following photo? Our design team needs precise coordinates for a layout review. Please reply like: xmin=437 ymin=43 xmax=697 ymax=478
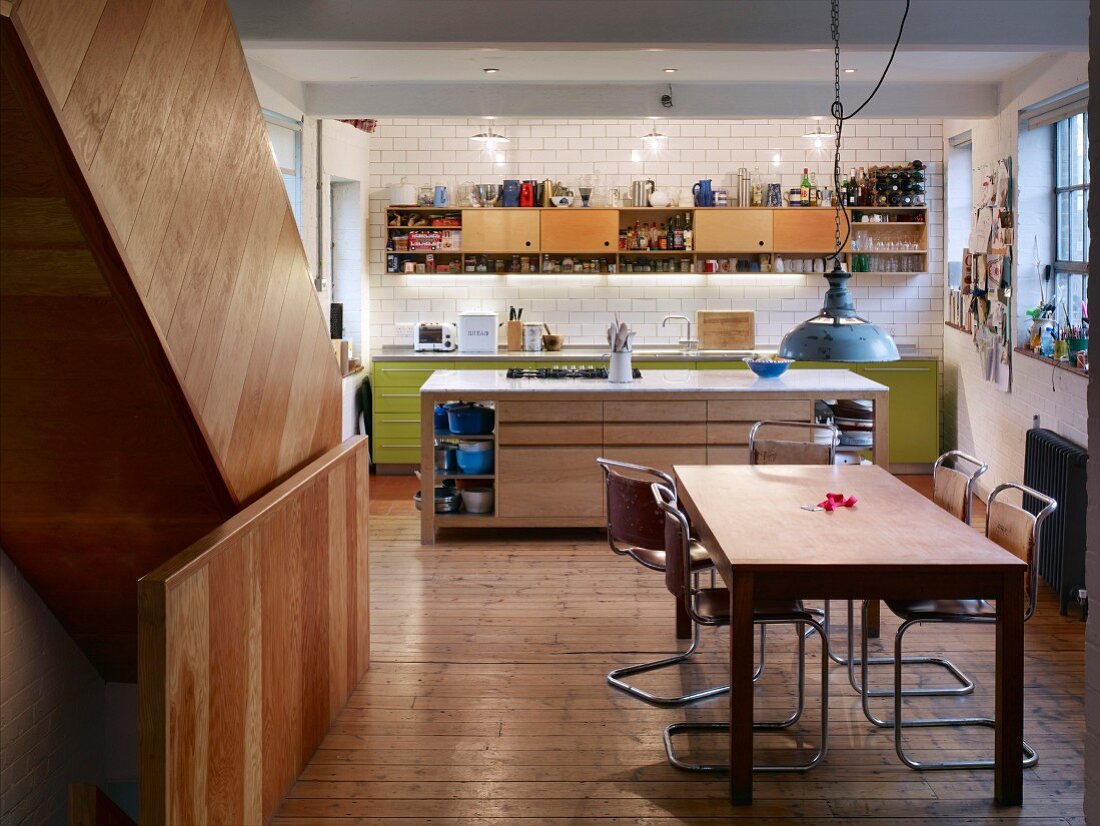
xmin=673 ymin=463 xmax=1028 ymax=807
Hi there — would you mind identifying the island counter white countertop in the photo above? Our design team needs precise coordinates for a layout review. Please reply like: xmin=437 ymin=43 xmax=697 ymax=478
xmin=419 ymin=368 xmax=888 ymax=396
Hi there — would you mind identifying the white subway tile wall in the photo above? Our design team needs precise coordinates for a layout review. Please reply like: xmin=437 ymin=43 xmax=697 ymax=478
xmin=367 ymin=117 xmax=944 ymax=354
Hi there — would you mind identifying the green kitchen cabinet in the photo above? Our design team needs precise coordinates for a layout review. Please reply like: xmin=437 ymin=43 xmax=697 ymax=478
xmin=372 ymin=361 xmax=453 ymax=465
xmin=855 ymin=361 xmax=939 ymax=465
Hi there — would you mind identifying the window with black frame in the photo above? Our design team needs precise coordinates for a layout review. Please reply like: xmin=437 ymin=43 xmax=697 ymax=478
xmin=1054 ymin=111 xmax=1089 ymax=329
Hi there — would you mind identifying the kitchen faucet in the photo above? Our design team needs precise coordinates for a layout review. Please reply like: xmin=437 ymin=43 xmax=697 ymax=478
xmin=662 ymin=314 xmax=699 ymax=351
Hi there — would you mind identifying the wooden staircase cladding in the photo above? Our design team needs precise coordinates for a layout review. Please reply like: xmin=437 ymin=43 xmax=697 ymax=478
xmin=138 ymin=438 xmax=370 ymax=826
xmin=1 ymin=0 xmax=342 ymax=681
xmin=8 ymin=0 xmax=342 ymax=504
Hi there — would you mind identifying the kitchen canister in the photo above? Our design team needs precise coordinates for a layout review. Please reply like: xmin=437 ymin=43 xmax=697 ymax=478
xmin=608 ymin=351 xmax=633 ymax=383
xmin=523 ymin=322 xmax=543 ymax=351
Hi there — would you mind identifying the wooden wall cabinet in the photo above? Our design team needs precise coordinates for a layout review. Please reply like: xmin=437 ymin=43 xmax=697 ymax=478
xmin=693 ymin=209 xmax=773 ymax=252
xmin=772 ymin=210 xmax=839 ymax=252
xmin=462 ymin=210 xmax=541 ymax=252
xmin=540 ymin=209 xmax=618 ymax=252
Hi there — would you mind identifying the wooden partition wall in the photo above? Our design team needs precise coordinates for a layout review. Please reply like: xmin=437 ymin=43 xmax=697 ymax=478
xmin=139 ymin=437 xmax=370 ymax=825
xmin=6 ymin=0 xmax=342 ymax=505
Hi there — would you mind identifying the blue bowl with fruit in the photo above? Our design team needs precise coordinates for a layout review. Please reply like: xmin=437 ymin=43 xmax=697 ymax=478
xmin=744 ymin=356 xmax=793 ymax=378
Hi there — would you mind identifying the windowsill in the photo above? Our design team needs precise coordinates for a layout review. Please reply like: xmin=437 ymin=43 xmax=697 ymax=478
xmin=944 ymin=321 xmax=972 ymax=334
xmin=1013 ymin=346 xmax=1089 ymax=378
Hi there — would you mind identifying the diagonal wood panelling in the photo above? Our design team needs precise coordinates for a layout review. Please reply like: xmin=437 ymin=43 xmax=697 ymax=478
xmin=0 ymin=14 xmax=235 ymax=679
xmin=10 ymin=0 xmax=342 ymax=504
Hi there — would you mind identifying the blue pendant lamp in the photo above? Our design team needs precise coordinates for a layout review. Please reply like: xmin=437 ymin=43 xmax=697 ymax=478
xmin=778 ymin=0 xmax=903 ymax=363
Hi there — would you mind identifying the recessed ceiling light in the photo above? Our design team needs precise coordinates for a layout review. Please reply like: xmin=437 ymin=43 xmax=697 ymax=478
xmin=844 ymin=68 xmax=857 ymax=73
xmin=483 ymin=67 xmax=500 ymax=74
xmin=663 ymin=68 xmax=677 ymax=73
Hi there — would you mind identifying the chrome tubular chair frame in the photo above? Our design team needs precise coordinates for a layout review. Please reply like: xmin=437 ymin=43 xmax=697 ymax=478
xmin=863 ymin=482 xmax=1056 ymax=771
xmin=933 ymin=449 xmax=989 ymax=526
xmin=654 ymin=483 xmax=830 ymax=773
xmin=747 ymin=420 xmax=840 ymax=466
xmin=835 ymin=450 xmax=990 ymax=697
xmin=598 ymin=457 xmax=730 ymax=706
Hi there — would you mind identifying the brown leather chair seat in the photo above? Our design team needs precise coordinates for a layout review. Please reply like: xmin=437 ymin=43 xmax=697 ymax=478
xmin=693 ymin=589 xmax=809 ymax=623
xmin=629 ymin=540 xmax=713 ymax=572
xmin=884 ymin=598 xmax=995 ymax=620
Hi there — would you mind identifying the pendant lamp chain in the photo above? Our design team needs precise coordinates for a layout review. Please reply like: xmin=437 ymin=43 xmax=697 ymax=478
xmin=831 ymin=0 xmax=843 ymax=264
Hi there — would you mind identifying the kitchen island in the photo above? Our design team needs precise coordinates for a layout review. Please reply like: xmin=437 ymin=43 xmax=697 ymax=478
xmin=419 ymin=368 xmax=888 ymax=543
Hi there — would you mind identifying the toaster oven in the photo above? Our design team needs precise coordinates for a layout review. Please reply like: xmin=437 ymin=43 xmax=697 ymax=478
xmin=413 ymin=322 xmax=456 ymax=352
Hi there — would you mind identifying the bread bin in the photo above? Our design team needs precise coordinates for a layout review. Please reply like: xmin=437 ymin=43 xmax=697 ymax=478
xmin=389 ymin=177 xmax=417 ymax=206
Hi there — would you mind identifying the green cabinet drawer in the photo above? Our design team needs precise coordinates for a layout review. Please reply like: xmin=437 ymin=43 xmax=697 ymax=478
xmin=373 ymin=364 xmax=450 ymax=388
xmin=372 ymin=439 xmax=422 ymax=465
xmin=373 ymin=416 xmax=422 ymax=440
xmin=374 ymin=389 xmax=423 ymax=413
xmin=857 ymin=362 xmax=939 ymax=465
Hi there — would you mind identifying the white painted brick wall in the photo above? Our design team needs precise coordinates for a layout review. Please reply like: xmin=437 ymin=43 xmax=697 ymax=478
xmin=366 ymin=117 xmax=944 ymax=355
xmin=0 ymin=550 xmax=104 ymax=825
xmin=941 ymin=53 xmax=1089 ymax=492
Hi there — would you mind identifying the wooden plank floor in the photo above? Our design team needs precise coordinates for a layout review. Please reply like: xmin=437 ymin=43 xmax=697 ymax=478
xmin=275 ymin=474 xmax=1085 ymax=824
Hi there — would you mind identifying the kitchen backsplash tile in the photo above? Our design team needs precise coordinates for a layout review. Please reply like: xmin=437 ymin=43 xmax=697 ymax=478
xmin=368 ymin=117 xmax=942 ymax=354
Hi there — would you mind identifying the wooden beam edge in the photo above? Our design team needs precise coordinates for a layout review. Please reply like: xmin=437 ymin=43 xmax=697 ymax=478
xmin=140 ymin=436 xmax=368 ymax=589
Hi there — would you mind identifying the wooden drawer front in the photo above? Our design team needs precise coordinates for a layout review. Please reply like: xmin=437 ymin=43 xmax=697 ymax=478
xmin=604 ymin=422 xmax=707 ymax=445
xmin=539 ymin=210 xmax=618 ymax=252
xmin=373 ymin=416 xmax=422 ymax=440
xmin=462 ymin=210 xmax=540 ymax=252
xmin=707 ymin=421 xmax=815 ymax=446
xmin=706 ymin=446 xmax=750 ymax=465
xmin=601 ymin=446 xmax=708 ymax=478
xmin=603 ymin=400 xmax=705 ymax=422
xmin=498 ymin=422 xmax=603 ymax=445
xmin=497 ymin=447 xmax=604 ymax=518
xmin=772 ymin=210 xmax=837 ymax=253
xmin=693 ymin=209 xmax=773 ymax=252
xmin=373 ymin=365 xmax=442 ymax=387
xmin=707 ymin=399 xmax=813 ymax=422
xmin=497 ymin=401 xmax=603 ymax=422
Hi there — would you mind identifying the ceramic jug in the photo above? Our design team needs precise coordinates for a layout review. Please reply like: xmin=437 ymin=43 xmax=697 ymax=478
xmin=433 ymin=185 xmax=448 ymax=207
xmin=693 ymin=179 xmax=714 ymax=207
xmin=519 ymin=181 xmax=535 ymax=207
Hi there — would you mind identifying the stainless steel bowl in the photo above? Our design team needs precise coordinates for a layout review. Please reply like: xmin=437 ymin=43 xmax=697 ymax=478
xmin=414 ymin=487 xmax=462 ymax=513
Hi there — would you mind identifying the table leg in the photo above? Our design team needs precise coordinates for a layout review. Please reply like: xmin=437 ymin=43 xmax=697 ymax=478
xmin=866 ymin=599 xmax=880 ymax=638
xmin=729 ymin=571 xmax=755 ymax=805
xmin=675 ymin=599 xmax=691 ymax=639
xmin=995 ymin=571 xmax=1025 ymax=805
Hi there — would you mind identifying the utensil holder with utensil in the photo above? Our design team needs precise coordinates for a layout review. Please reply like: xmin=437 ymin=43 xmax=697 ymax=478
xmin=608 ymin=351 xmax=633 ymax=383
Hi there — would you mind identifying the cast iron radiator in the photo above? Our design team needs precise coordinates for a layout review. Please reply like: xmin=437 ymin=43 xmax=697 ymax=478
xmin=1023 ymin=428 xmax=1087 ymax=615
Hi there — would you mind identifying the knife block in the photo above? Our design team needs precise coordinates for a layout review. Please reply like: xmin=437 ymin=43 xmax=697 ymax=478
xmin=506 ymin=320 xmax=523 ymax=351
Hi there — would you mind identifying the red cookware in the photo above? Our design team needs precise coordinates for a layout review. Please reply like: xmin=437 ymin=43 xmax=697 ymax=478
xmin=519 ymin=181 xmax=535 ymax=207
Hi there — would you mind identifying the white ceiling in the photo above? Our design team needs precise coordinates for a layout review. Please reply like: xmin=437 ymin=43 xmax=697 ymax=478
xmin=229 ymin=0 xmax=1088 ymax=118
xmin=246 ymin=48 xmax=1041 ymax=85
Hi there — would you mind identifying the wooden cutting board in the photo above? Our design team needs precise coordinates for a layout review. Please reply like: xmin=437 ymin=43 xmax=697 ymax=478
xmin=696 ymin=311 xmax=755 ymax=350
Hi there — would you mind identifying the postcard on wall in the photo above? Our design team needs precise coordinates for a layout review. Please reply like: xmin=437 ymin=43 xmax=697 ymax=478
xmin=970 ymin=207 xmax=994 ymax=253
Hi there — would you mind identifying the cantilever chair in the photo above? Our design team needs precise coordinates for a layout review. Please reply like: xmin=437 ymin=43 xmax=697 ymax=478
xmin=653 ymin=482 xmax=830 ymax=773
xmin=748 ymin=420 xmax=839 ymax=466
xmin=598 ymin=458 xmax=750 ymax=707
xmin=841 ymin=450 xmax=991 ymax=698
xmin=860 ymin=481 xmax=1056 ymax=771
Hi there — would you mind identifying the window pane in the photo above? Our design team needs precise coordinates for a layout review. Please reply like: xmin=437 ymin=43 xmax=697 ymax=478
xmin=1056 ymin=118 xmax=1069 ymax=188
xmin=1057 ymin=191 xmax=1071 ymax=260
xmin=1071 ymin=114 xmax=1085 ymax=186
xmin=1070 ymin=189 xmax=1085 ymax=261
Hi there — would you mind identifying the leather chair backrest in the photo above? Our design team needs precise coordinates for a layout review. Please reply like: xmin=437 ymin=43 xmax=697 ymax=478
xmin=933 ymin=465 xmax=970 ymax=522
xmin=752 ymin=439 xmax=834 ymax=466
xmin=987 ymin=498 xmax=1037 ymax=612
xmin=663 ymin=501 xmax=688 ymax=599
xmin=608 ymin=470 xmax=666 ymax=551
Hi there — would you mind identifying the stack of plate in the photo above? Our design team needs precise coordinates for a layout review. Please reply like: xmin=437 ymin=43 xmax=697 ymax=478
xmin=831 ymin=399 xmax=874 ymax=447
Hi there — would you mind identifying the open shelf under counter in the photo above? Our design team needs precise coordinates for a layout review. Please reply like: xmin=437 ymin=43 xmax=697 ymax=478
xmin=434 ymin=431 xmax=496 ymax=441
xmin=434 ymin=472 xmax=495 ymax=481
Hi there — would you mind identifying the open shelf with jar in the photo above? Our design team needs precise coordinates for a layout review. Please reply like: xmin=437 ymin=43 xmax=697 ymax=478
xmin=381 ymin=205 xmax=928 ymax=276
